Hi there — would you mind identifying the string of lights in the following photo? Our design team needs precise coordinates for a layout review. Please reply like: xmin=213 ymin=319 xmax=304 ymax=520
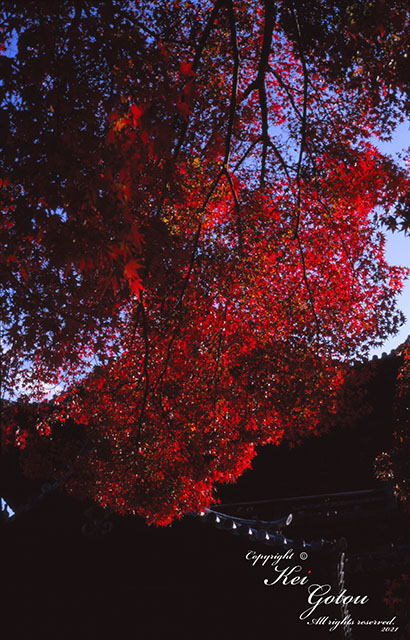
xmin=195 ymin=507 xmax=340 ymax=552
xmin=4 ymin=486 xmax=407 ymax=572
xmin=194 ymin=506 xmax=410 ymax=574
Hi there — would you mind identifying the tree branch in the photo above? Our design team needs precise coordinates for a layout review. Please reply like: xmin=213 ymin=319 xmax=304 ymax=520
xmin=240 ymin=0 xmax=276 ymax=186
xmin=242 ymin=0 xmax=275 ymax=101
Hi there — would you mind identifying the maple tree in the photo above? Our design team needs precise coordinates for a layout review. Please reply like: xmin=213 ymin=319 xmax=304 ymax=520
xmin=1 ymin=1 xmax=410 ymax=524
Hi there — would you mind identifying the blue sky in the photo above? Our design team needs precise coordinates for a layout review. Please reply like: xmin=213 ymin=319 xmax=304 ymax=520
xmin=370 ymin=119 xmax=410 ymax=357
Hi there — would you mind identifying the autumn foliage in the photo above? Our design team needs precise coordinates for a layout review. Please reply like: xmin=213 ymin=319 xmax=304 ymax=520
xmin=1 ymin=1 xmax=410 ymax=524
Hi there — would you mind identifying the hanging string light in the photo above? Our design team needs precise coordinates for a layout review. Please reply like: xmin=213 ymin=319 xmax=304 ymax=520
xmin=194 ymin=507 xmax=339 ymax=551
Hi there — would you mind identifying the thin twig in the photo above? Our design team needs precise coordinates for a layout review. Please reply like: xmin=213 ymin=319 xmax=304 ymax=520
xmin=259 ymin=81 xmax=269 ymax=185
xmin=290 ymin=4 xmax=309 ymax=239
xmin=153 ymin=168 xmax=225 ymax=396
xmin=128 ymin=304 xmax=142 ymax=350
xmin=212 ymin=299 xmax=229 ymax=406
xmin=153 ymin=0 xmax=243 ymax=395
xmin=223 ymin=0 xmax=240 ymax=168
xmin=135 ymin=297 xmax=149 ymax=451
xmin=271 ymin=68 xmax=303 ymax=121
xmin=173 ymin=0 xmax=226 ymax=163
xmin=156 ymin=0 xmax=225 ymax=217
xmin=232 ymin=137 xmax=262 ymax=172
xmin=224 ymin=167 xmax=244 ymax=256
xmin=295 ymin=234 xmax=321 ymax=337
xmin=267 ymin=138 xmax=292 ymax=182
xmin=287 ymin=5 xmax=318 ymax=336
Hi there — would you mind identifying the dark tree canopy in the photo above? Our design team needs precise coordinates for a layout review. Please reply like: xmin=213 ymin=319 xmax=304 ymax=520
xmin=1 ymin=1 xmax=409 ymax=523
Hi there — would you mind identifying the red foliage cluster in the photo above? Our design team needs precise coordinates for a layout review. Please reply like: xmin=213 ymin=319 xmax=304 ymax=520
xmin=1 ymin=1 xmax=409 ymax=523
